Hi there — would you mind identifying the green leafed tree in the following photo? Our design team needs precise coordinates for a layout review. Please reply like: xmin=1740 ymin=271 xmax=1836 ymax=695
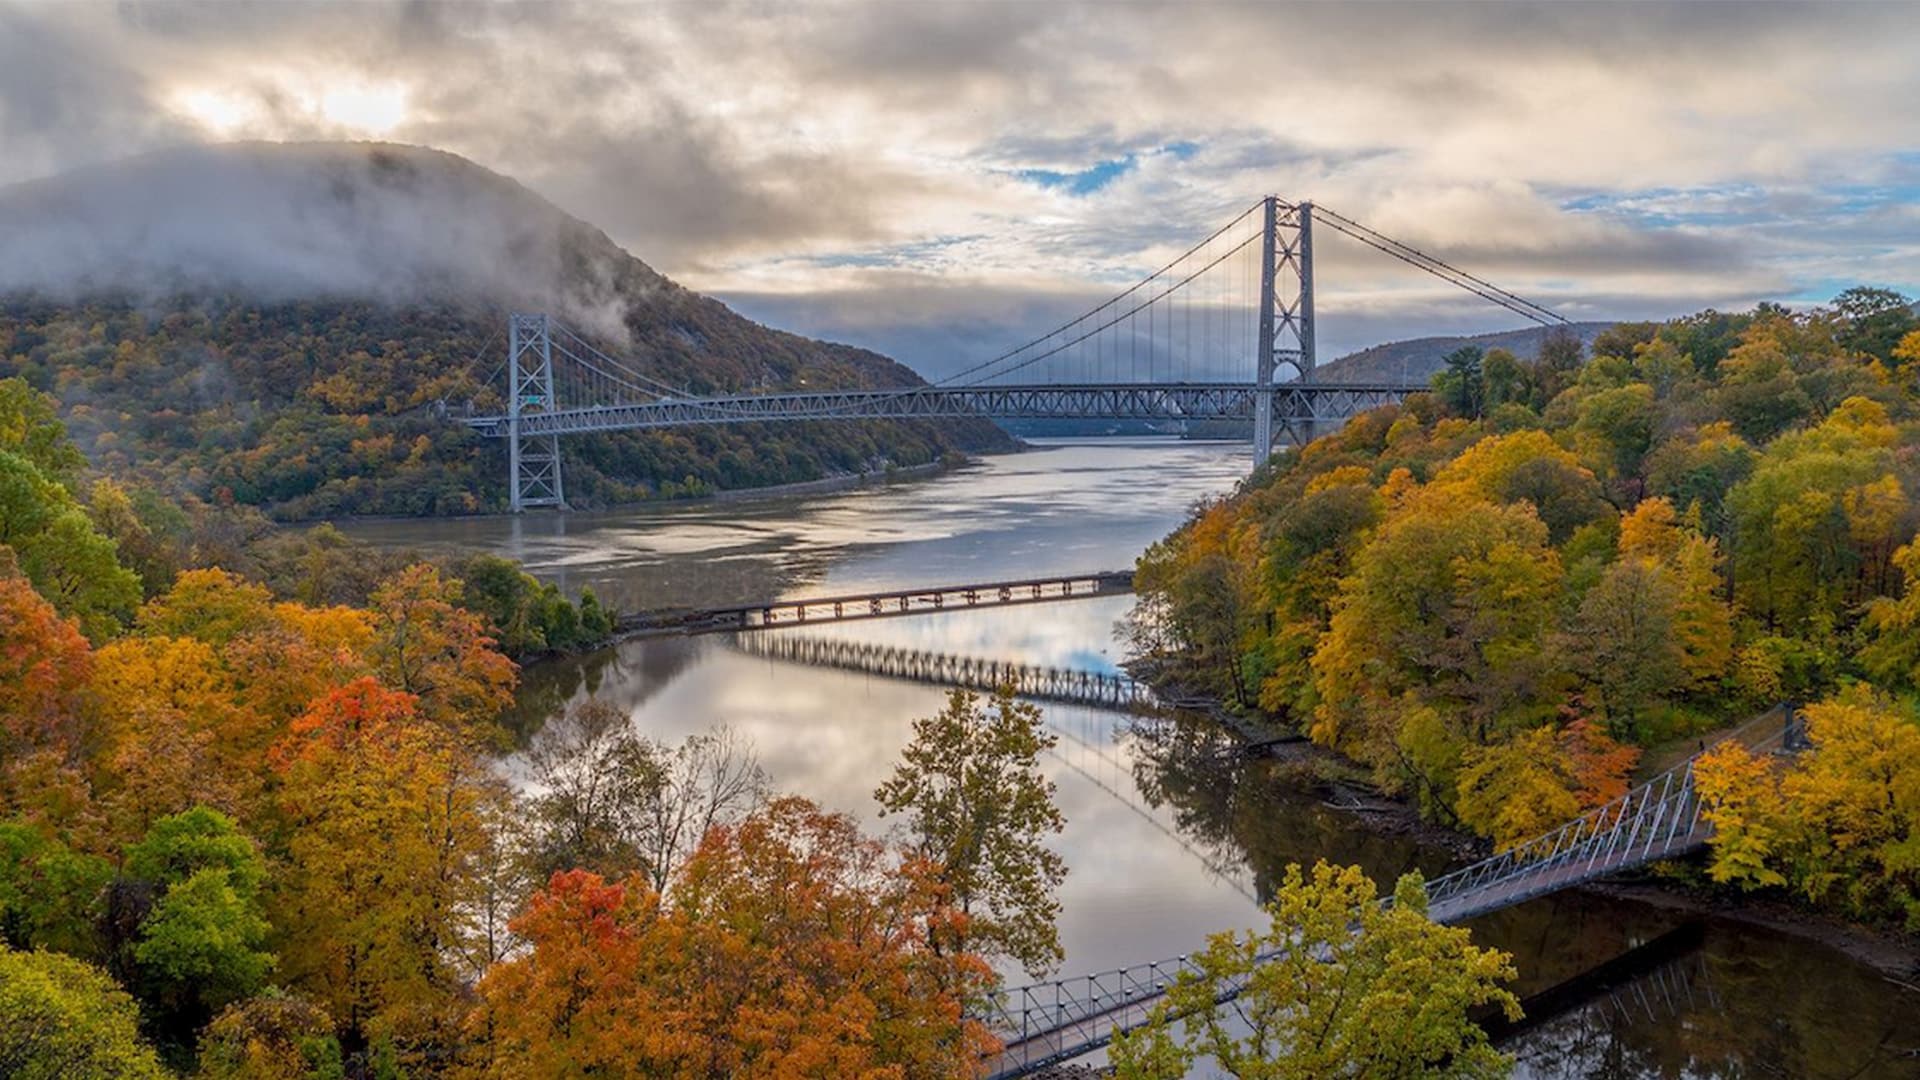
xmin=875 ymin=687 xmax=1067 ymax=976
xmin=0 ymin=945 xmax=168 ymax=1080
xmin=1432 ymin=345 xmax=1486 ymax=419
xmin=122 ymin=807 xmax=275 ymax=1024
xmin=0 ymin=379 xmax=87 ymax=485
xmin=0 ymin=821 xmax=111 ymax=957
xmin=0 ymin=450 xmax=141 ymax=639
xmin=1110 ymin=862 xmax=1519 ymax=1080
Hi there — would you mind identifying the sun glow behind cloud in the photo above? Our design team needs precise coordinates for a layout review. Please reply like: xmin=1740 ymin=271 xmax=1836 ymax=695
xmin=169 ymin=75 xmax=410 ymax=139
xmin=316 ymin=81 xmax=409 ymax=135
xmin=169 ymin=87 xmax=258 ymax=138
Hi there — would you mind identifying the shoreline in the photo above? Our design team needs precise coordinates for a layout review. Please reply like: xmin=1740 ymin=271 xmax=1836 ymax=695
xmin=701 ymin=455 xmax=966 ymax=504
xmin=1151 ymin=680 xmax=1920 ymax=982
xmin=319 ymin=452 xmax=997 ymax=530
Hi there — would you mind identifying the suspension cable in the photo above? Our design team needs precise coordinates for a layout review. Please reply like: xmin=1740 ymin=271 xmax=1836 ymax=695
xmin=954 ymin=230 xmax=1262 ymax=386
xmin=935 ymin=198 xmax=1266 ymax=387
xmin=1311 ymin=204 xmax=1569 ymax=327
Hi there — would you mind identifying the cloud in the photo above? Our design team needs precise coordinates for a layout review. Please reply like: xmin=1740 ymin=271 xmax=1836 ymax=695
xmin=0 ymin=141 xmax=645 ymax=340
xmin=2 ymin=1 xmax=1917 ymax=367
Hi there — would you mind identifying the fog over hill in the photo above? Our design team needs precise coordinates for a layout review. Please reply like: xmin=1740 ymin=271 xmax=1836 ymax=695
xmin=0 ymin=142 xmax=1012 ymax=517
xmin=0 ymin=141 xmax=654 ymax=341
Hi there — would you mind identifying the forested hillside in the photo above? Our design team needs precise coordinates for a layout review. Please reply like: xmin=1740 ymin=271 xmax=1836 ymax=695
xmin=0 ymin=143 xmax=1013 ymax=519
xmin=1135 ymin=287 xmax=1920 ymax=925
xmin=1 ymin=370 xmax=1005 ymax=1075
xmin=1314 ymin=321 xmax=1613 ymax=382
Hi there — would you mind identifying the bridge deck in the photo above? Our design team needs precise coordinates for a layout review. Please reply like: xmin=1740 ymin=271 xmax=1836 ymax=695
xmin=614 ymin=570 xmax=1135 ymax=638
xmin=463 ymin=381 xmax=1424 ymax=438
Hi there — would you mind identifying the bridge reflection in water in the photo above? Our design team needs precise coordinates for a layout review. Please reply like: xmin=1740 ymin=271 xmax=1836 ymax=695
xmin=730 ymin=630 xmax=1257 ymax=902
xmin=981 ymin=709 xmax=1800 ymax=1078
xmin=731 ymin=630 xmax=1163 ymax=714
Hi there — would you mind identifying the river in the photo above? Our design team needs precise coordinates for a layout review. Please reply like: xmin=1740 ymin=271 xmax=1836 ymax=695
xmin=344 ymin=438 xmax=1920 ymax=1078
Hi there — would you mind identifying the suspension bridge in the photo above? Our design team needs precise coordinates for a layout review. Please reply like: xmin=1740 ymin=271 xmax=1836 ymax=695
xmin=454 ymin=198 xmax=1571 ymax=509
xmin=978 ymin=707 xmax=1802 ymax=1078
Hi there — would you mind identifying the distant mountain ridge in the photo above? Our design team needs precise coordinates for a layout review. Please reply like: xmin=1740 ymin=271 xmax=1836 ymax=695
xmin=1316 ymin=322 xmax=1616 ymax=383
xmin=0 ymin=142 xmax=1014 ymax=517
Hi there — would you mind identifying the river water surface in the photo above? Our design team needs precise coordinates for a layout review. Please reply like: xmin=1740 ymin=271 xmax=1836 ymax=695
xmin=345 ymin=439 xmax=1920 ymax=1078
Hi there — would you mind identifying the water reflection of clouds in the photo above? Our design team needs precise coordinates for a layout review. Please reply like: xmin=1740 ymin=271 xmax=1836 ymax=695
xmin=397 ymin=440 xmax=1261 ymax=976
xmin=342 ymin=440 xmax=1248 ymax=614
xmin=505 ymin=634 xmax=1265 ymax=977
xmin=449 ymin=440 xmax=1920 ymax=1079
xmin=795 ymin=598 xmax=1133 ymax=673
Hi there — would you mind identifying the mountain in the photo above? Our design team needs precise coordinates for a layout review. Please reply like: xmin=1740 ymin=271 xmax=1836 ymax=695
xmin=1315 ymin=322 xmax=1616 ymax=383
xmin=0 ymin=141 xmax=1014 ymax=518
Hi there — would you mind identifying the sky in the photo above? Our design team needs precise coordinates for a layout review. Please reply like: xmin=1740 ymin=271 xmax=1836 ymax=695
xmin=4 ymin=1 xmax=1920 ymax=371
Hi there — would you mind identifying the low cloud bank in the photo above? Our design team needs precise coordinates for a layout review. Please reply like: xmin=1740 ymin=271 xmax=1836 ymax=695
xmin=0 ymin=141 xmax=645 ymax=340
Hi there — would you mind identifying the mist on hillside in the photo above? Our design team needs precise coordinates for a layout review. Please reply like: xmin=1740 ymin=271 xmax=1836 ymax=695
xmin=0 ymin=141 xmax=646 ymax=340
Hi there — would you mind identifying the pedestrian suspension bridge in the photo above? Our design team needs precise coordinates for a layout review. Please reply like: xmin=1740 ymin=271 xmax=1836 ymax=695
xmin=978 ymin=708 xmax=1802 ymax=1078
xmin=458 ymin=198 xmax=1572 ymax=509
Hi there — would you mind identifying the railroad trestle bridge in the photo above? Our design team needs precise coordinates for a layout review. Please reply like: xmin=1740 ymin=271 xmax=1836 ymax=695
xmin=615 ymin=570 xmax=1136 ymax=637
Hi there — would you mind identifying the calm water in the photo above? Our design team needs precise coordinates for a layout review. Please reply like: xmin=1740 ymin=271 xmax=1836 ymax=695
xmin=344 ymin=439 xmax=1920 ymax=1077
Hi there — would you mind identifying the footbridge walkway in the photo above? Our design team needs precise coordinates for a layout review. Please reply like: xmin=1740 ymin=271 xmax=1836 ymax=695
xmin=980 ymin=707 xmax=1802 ymax=1078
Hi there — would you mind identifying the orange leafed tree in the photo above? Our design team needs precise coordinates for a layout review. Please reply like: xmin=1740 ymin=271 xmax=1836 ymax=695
xmin=1455 ymin=720 xmax=1639 ymax=851
xmin=468 ymin=797 xmax=995 ymax=1079
xmin=1561 ymin=716 xmax=1640 ymax=807
xmin=269 ymin=678 xmax=500 ymax=1052
xmin=369 ymin=564 xmax=516 ymax=738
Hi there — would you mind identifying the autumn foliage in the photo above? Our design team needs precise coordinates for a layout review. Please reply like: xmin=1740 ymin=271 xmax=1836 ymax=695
xmin=1137 ymin=298 xmax=1920 ymax=865
xmin=468 ymin=798 xmax=995 ymax=1079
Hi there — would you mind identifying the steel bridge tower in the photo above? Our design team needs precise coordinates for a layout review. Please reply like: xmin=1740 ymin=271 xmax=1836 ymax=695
xmin=507 ymin=313 xmax=565 ymax=511
xmin=1254 ymin=197 xmax=1315 ymax=461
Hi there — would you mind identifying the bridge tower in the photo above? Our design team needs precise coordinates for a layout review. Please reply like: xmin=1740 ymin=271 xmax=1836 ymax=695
xmin=1253 ymin=197 xmax=1316 ymax=461
xmin=507 ymin=313 xmax=566 ymax=511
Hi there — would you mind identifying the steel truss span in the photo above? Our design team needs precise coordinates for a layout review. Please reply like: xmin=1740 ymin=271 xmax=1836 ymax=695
xmin=462 ymin=381 xmax=1419 ymax=439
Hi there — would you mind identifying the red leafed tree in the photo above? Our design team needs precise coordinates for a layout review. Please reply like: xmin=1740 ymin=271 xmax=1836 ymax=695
xmin=468 ymin=797 xmax=996 ymax=1079
xmin=0 ymin=574 xmax=92 ymax=759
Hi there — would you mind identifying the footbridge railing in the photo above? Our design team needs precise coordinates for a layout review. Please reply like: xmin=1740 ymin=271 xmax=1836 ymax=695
xmin=979 ymin=706 xmax=1802 ymax=1078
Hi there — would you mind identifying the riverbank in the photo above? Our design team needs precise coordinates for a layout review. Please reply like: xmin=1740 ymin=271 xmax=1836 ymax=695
xmin=1144 ymin=677 xmax=1920 ymax=982
xmin=703 ymin=453 xmax=976 ymax=504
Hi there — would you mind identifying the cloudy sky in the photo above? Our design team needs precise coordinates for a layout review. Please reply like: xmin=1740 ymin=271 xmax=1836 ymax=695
xmin=5 ymin=1 xmax=1919 ymax=368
